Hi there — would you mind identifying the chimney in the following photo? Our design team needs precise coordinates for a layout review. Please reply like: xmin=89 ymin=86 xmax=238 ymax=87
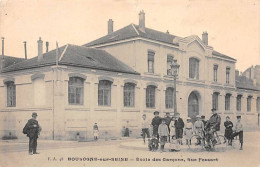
xmin=202 ymin=31 xmax=208 ymax=45
xmin=23 ymin=41 xmax=27 ymax=60
xmin=139 ymin=10 xmax=145 ymax=32
xmin=46 ymin=41 xmax=49 ymax=53
xmin=108 ymin=19 xmax=113 ymax=34
xmin=0 ymin=37 xmax=4 ymax=71
xmin=1 ymin=37 xmax=4 ymax=57
xmin=37 ymin=37 xmax=43 ymax=62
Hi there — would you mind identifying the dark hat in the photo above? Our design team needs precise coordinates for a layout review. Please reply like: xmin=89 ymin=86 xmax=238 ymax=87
xmin=237 ymin=115 xmax=241 ymax=119
xmin=226 ymin=116 xmax=230 ymax=119
xmin=32 ymin=112 xmax=37 ymax=117
xmin=154 ymin=111 xmax=159 ymax=115
xmin=211 ymin=108 xmax=216 ymax=111
xmin=201 ymin=115 xmax=205 ymax=118
xmin=142 ymin=114 xmax=146 ymax=117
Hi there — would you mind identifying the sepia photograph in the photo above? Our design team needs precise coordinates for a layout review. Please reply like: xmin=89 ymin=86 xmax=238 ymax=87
xmin=0 ymin=0 xmax=259 ymax=167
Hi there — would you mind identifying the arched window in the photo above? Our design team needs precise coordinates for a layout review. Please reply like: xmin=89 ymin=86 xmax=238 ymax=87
xmin=236 ymin=95 xmax=242 ymax=111
xmin=212 ymin=92 xmax=219 ymax=111
xmin=189 ymin=58 xmax=199 ymax=79
xmin=247 ymin=96 xmax=252 ymax=112
xmin=225 ymin=93 xmax=231 ymax=111
xmin=165 ymin=87 xmax=174 ymax=108
xmin=146 ymin=85 xmax=156 ymax=108
xmin=5 ymin=81 xmax=16 ymax=107
xmin=68 ymin=77 xmax=84 ymax=105
xmin=124 ymin=83 xmax=135 ymax=107
xmin=98 ymin=80 xmax=112 ymax=106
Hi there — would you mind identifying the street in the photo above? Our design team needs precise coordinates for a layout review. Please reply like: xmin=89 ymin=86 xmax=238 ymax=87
xmin=0 ymin=131 xmax=259 ymax=167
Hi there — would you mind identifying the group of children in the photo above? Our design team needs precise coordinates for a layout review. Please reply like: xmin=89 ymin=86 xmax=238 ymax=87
xmin=147 ymin=111 xmax=244 ymax=152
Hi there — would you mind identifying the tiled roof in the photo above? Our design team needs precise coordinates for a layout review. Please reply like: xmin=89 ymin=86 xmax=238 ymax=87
xmin=236 ymin=75 xmax=260 ymax=91
xmin=1 ymin=56 xmax=25 ymax=68
xmin=84 ymin=24 xmax=236 ymax=61
xmin=1 ymin=44 xmax=139 ymax=75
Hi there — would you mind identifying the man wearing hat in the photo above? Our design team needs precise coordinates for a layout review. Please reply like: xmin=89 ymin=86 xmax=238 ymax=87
xmin=174 ymin=113 xmax=185 ymax=145
xmin=205 ymin=108 xmax=221 ymax=148
xmin=23 ymin=112 xmax=41 ymax=155
xmin=231 ymin=116 xmax=243 ymax=150
xmin=151 ymin=111 xmax=162 ymax=139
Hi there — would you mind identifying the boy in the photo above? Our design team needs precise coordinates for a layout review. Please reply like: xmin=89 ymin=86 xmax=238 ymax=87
xmin=224 ymin=116 xmax=233 ymax=146
xmin=141 ymin=114 xmax=151 ymax=143
xmin=169 ymin=135 xmax=180 ymax=152
xmin=158 ymin=119 xmax=169 ymax=152
xmin=174 ymin=113 xmax=184 ymax=145
xmin=232 ymin=116 xmax=243 ymax=150
xmin=194 ymin=115 xmax=204 ymax=145
xmin=201 ymin=115 xmax=207 ymax=126
xmin=184 ymin=117 xmax=193 ymax=145
xmin=93 ymin=123 xmax=99 ymax=141
xmin=151 ymin=111 xmax=162 ymax=139
xmin=148 ymin=135 xmax=159 ymax=152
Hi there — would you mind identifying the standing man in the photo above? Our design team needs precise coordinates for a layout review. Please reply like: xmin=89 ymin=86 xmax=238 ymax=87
xmin=151 ymin=111 xmax=162 ymax=139
xmin=23 ymin=112 xmax=41 ymax=155
xmin=174 ymin=113 xmax=185 ymax=145
xmin=205 ymin=108 xmax=221 ymax=148
xmin=141 ymin=114 xmax=150 ymax=143
xmin=201 ymin=115 xmax=207 ymax=127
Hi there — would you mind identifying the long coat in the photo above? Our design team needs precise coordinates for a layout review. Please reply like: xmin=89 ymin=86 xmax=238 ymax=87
xmin=224 ymin=121 xmax=233 ymax=139
xmin=24 ymin=119 xmax=40 ymax=138
xmin=151 ymin=116 xmax=162 ymax=135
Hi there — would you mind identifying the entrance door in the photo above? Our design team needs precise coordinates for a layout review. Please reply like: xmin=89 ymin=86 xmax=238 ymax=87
xmin=188 ymin=92 xmax=199 ymax=123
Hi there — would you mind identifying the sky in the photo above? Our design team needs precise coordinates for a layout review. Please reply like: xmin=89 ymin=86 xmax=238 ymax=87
xmin=0 ymin=0 xmax=259 ymax=72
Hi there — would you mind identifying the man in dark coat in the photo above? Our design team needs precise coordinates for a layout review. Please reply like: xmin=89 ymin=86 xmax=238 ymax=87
xmin=151 ymin=111 xmax=162 ymax=139
xmin=174 ymin=113 xmax=184 ymax=145
xmin=23 ymin=112 xmax=41 ymax=155
xmin=201 ymin=115 xmax=207 ymax=126
xmin=205 ymin=108 xmax=221 ymax=148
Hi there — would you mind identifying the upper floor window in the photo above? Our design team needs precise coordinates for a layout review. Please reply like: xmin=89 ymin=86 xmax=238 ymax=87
xmin=247 ymin=96 xmax=252 ymax=112
xmin=226 ymin=67 xmax=230 ymax=84
xmin=212 ymin=92 xmax=219 ymax=111
xmin=165 ymin=87 xmax=174 ymax=109
xmin=68 ymin=77 xmax=84 ymax=105
xmin=236 ymin=95 xmax=242 ymax=111
xmin=146 ymin=85 xmax=156 ymax=108
xmin=98 ymin=80 xmax=112 ymax=106
xmin=257 ymin=97 xmax=260 ymax=112
xmin=148 ymin=51 xmax=155 ymax=73
xmin=189 ymin=58 xmax=199 ymax=80
xmin=167 ymin=55 xmax=173 ymax=75
xmin=225 ymin=93 xmax=231 ymax=111
xmin=6 ymin=81 xmax=16 ymax=107
xmin=124 ymin=83 xmax=135 ymax=107
xmin=213 ymin=65 xmax=218 ymax=82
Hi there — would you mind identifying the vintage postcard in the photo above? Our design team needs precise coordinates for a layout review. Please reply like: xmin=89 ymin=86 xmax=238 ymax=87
xmin=0 ymin=0 xmax=259 ymax=167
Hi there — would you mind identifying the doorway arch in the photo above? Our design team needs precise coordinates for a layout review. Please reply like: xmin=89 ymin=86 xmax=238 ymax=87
xmin=188 ymin=91 xmax=201 ymax=123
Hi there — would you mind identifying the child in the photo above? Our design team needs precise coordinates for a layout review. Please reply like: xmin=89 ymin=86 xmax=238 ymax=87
xmin=232 ymin=116 xmax=243 ymax=150
xmin=224 ymin=116 xmax=233 ymax=146
xmin=169 ymin=135 xmax=180 ymax=152
xmin=184 ymin=117 xmax=193 ymax=145
xmin=174 ymin=113 xmax=184 ymax=145
xmin=93 ymin=123 xmax=99 ymax=141
xmin=169 ymin=118 xmax=176 ymax=139
xmin=148 ymin=135 xmax=159 ymax=152
xmin=158 ymin=119 xmax=169 ymax=153
xmin=194 ymin=115 xmax=204 ymax=145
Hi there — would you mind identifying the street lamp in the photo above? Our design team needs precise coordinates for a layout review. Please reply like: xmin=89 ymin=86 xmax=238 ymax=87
xmin=171 ymin=59 xmax=180 ymax=114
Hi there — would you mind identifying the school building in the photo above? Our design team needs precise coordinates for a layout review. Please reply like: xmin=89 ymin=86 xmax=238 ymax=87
xmin=0 ymin=11 xmax=259 ymax=140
